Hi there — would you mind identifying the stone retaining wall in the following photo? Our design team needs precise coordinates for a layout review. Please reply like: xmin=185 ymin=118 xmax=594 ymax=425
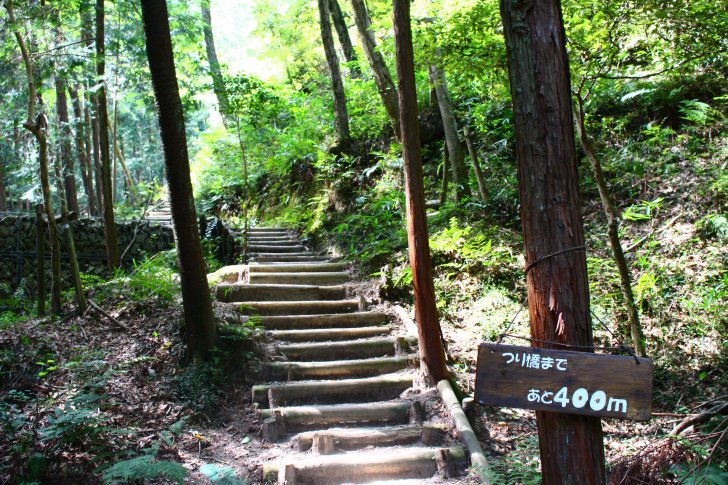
xmin=0 ymin=216 xmax=175 ymax=299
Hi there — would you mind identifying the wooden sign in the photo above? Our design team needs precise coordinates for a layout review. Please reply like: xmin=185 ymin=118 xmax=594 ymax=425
xmin=475 ymin=343 xmax=653 ymax=421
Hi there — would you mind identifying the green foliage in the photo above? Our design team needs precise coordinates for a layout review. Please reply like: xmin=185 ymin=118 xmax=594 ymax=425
xmin=487 ymin=434 xmax=542 ymax=484
xmin=200 ymin=463 xmax=248 ymax=484
xmin=120 ymin=252 xmax=178 ymax=303
xmin=101 ymin=455 xmax=187 ymax=485
xmin=696 ymin=214 xmax=728 ymax=242
xmin=172 ymin=362 xmax=222 ymax=415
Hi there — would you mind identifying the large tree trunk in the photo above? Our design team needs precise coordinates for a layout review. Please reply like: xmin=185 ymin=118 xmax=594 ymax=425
xmin=393 ymin=0 xmax=448 ymax=383
xmin=429 ymin=64 xmax=470 ymax=202
xmin=54 ymin=72 xmax=80 ymax=215
xmin=500 ymin=0 xmax=607 ymax=483
xmin=6 ymin=0 xmax=63 ymax=314
xmin=96 ymin=0 xmax=120 ymax=269
xmin=463 ymin=126 xmax=489 ymax=203
xmin=350 ymin=0 xmax=400 ymax=139
xmin=317 ymin=0 xmax=350 ymax=147
xmin=574 ymin=95 xmax=646 ymax=358
xmin=140 ymin=0 xmax=217 ymax=360
xmin=200 ymin=0 xmax=230 ymax=121
xmin=328 ymin=0 xmax=361 ymax=78
xmin=69 ymin=85 xmax=97 ymax=216
xmin=90 ymin=95 xmax=104 ymax=215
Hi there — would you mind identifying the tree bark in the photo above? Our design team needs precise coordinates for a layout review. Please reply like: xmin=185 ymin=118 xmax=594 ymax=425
xmin=200 ymin=0 xmax=230 ymax=121
xmin=52 ymin=130 xmax=88 ymax=313
xmin=90 ymin=95 xmax=104 ymax=215
xmin=140 ymin=0 xmax=217 ymax=360
xmin=317 ymin=0 xmax=350 ymax=147
xmin=574 ymin=95 xmax=646 ymax=358
xmin=429 ymin=64 xmax=470 ymax=202
xmin=439 ymin=142 xmax=449 ymax=205
xmin=350 ymin=0 xmax=400 ymax=139
xmin=393 ymin=0 xmax=448 ymax=383
xmin=328 ymin=0 xmax=361 ymax=78
xmin=96 ymin=0 xmax=120 ymax=268
xmin=54 ymin=72 xmax=80 ymax=214
xmin=499 ymin=0 xmax=606 ymax=483
xmin=35 ymin=203 xmax=46 ymax=315
xmin=108 ymin=113 xmax=137 ymax=205
xmin=0 ymin=157 xmax=6 ymax=211
xmin=463 ymin=126 xmax=489 ymax=203
xmin=69 ymin=85 xmax=97 ymax=216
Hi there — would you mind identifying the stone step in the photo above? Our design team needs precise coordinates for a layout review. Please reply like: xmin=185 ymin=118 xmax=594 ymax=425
xmin=294 ymin=424 xmax=448 ymax=453
xmin=247 ymin=234 xmax=298 ymax=240
xmin=255 ymin=312 xmax=388 ymax=330
xmin=276 ymin=336 xmax=417 ymax=361
xmin=252 ymin=373 xmax=415 ymax=407
xmin=263 ymin=446 xmax=467 ymax=484
xmin=234 ymin=299 xmax=363 ymax=316
xmin=268 ymin=326 xmax=390 ymax=342
xmin=247 ymin=239 xmax=303 ymax=246
xmin=249 ymin=227 xmax=288 ymax=233
xmin=249 ymin=262 xmax=347 ymax=273
xmin=249 ymin=272 xmax=349 ymax=286
xmin=270 ymin=355 xmax=416 ymax=380
xmin=254 ymin=254 xmax=330 ymax=263
xmin=216 ymin=284 xmax=347 ymax=302
xmin=259 ymin=401 xmax=415 ymax=436
xmin=249 ymin=244 xmax=307 ymax=253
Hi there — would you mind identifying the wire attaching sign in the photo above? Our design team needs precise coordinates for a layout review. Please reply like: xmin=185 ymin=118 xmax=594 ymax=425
xmin=475 ymin=343 xmax=653 ymax=421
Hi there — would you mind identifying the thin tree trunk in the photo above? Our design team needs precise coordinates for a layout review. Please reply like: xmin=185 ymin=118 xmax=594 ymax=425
xmin=6 ymin=0 xmax=63 ymax=314
xmin=350 ymin=0 xmax=400 ymax=139
xmin=69 ymin=85 xmax=97 ymax=216
xmin=108 ymin=113 xmax=137 ymax=205
xmin=500 ymin=0 xmax=606 ymax=483
xmin=90 ymin=96 xmax=104 ymax=215
xmin=52 ymin=132 xmax=88 ymax=313
xmin=200 ymin=0 xmax=230 ymax=121
xmin=393 ymin=0 xmax=448 ymax=383
xmin=439 ymin=142 xmax=449 ymax=205
xmin=317 ymin=0 xmax=350 ymax=147
xmin=54 ymin=73 xmax=80 ymax=215
xmin=96 ymin=0 xmax=120 ymax=268
xmin=574 ymin=95 xmax=646 ymax=358
xmin=429 ymin=64 xmax=470 ymax=202
xmin=35 ymin=203 xmax=46 ymax=315
xmin=328 ymin=0 xmax=361 ymax=78
xmin=140 ymin=0 xmax=217 ymax=360
xmin=0 ymin=158 xmax=6 ymax=211
xmin=463 ymin=126 xmax=489 ymax=203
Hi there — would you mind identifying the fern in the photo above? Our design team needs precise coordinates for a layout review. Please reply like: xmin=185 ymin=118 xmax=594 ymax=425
xmin=101 ymin=455 xmax=187 ymax=484
xmin=679 ymin=99 xmax=712 ymax=125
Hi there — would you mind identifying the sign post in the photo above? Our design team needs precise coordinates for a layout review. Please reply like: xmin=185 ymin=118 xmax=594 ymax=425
xmin=475 ymin=343 xmax=653 ymax=421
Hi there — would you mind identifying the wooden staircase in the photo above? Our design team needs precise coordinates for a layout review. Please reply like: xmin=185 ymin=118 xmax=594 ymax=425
xmin=215 ymin=226 xmax=470 ymax=484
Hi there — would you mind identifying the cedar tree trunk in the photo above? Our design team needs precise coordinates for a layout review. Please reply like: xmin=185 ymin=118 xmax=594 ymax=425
xmin=317 ymin=0 xmax=350 ymax=147
xmin=200 ymin=0 xmax=231 ymax=120
xmin=350 ymin=0 xmax=400 ymax=139
xmin=328 ymin=0 xmax=361 ymax=77
xmin=429 ymin=64 xmax=470 ymax=201
xmin=464 ymin=126 xmax=489 ymax=203
xmin=54 ymin=72 xmax=80 ymax=214
xmin=393 ymin=0 xmax=448 ymax=383
xmin=499 ymin=0 xmax=607 ymax=483
xmin=96 ymin=0 xmax=120 ymax=268
xmin=69 ymin=85 xmax=98 ymax=216
xmin=140 ymin=0 xmax=217 ymax=359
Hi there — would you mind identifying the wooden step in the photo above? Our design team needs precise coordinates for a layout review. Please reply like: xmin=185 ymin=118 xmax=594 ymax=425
xmin=249 ymin=244 xmax=306 ymax=253
xmin=249 ymin=227 xmax=288 ymax=233
xmin=294 ymin=424 xmax=448 ymax=453
xmin=216 ymin=284 xmax=346 ymax=302
xmin=263 ymin=446 xmax=467 ymax=484
xmin=268 ymin=326 xmax=390 ymax=342
xmin=249 ymin=272 xmax=348 ymax=286
xmin=256 ymin=312 xmax=388 ymax=330
xmin=276 ymin=336 xmax=416 ymax=361
xmin=234 ymin=299 xmax=363 ymax=316
xmin=252 ymin=373 xmax=414 ymax=407
xmin=249 ymin=262 xmax=347 ymax=273
xmin=254 ymin=254 xmax=331 ymax=263
xmin=259 ymin=401 xmax=414 ymax=434
xmin=247 ymin=239 xmax=303 ymax=246
xmin=270 ymin=355 xmax=416 ymax=380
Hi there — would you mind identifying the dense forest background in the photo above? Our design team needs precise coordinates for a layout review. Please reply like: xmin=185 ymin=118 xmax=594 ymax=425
xmin=0 ymin=0 xmax=726 ymax=483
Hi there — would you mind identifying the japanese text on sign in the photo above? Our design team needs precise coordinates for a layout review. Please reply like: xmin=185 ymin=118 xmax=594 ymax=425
xmin=502 ymin=352 xmax=567 ymax=371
